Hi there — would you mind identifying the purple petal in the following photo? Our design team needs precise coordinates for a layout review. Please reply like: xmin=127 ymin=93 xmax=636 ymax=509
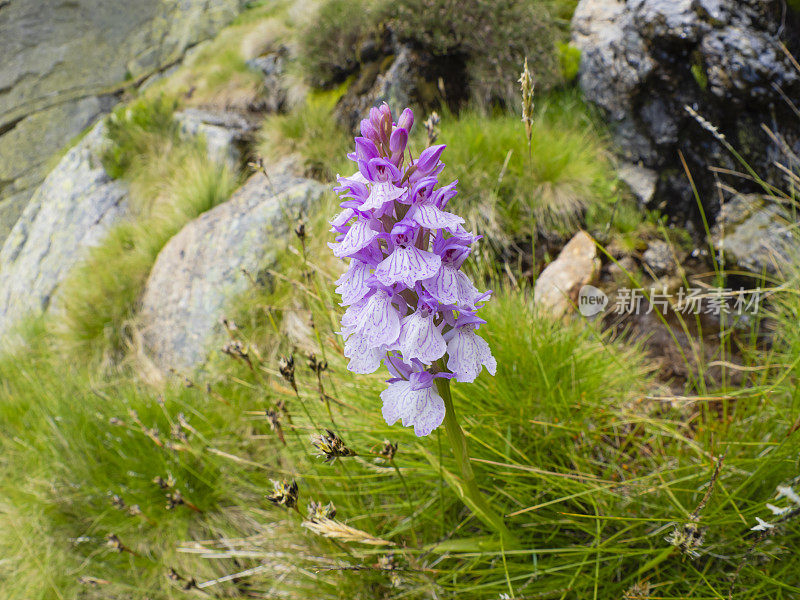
xmin=354 ymin=290 xmax=401 ymax=347
xmin=397 ymin=311 xmax=447 ymax=365
xmin=397 ymin=108 xmax=414 ymax=131
xmin=328 ymin=219 xmax=379 ymax=258
xmin=380 ymin=378 xmax=445 ymax=437
xmin=374 ymin=245 xmax=441 ymax=288
xmin=445 ymin=326 xmax=497 ymax=383
xmin=335 ymin=260 xmax=373 ymax=306
xmin=362 ymin=181 xmax=406 ymax=212
xmin=409 ymin=204 xmax=465 ymax=233
xmin=415 ymin=144 xmax=446 ymax=173
xmin=421 ymin=264 xmax=460 ymax=305
xmin=344 ymin=333 xmax=384 ymax=374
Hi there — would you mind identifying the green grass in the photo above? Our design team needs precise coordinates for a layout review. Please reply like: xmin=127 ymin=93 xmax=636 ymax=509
xmin=256 ymin=84 xmax=354 ymax=180
xmin=57 ymin=96 xmax=239 ymax=365
xmin=434 ymin=92 xmax=619 ymax=245
xmin=4 ymin=221 xmax=800 ymax=597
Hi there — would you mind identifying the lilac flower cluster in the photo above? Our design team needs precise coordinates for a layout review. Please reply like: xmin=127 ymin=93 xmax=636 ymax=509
xmin=330 ymin=104 xmax=496 ymax=437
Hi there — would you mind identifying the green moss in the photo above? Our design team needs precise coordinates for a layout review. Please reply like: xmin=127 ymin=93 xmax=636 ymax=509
xmin=558 ymin=42 xmax=581 ymax=83
xmin=691 ymin=61 xmax=708 ymax=91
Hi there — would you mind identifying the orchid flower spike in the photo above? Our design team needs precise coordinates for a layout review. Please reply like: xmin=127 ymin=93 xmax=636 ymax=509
xmin=330 ymin=106 xmax=495 ymax=436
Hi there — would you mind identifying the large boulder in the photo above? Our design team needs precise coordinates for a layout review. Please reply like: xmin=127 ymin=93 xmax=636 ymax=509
xmin=534 ymin=231 xmax=599 ymax=318
xmin=0 ymin=0 xmax=246 ymax=242
xmin=0 ymin=122 xmax=128 ymax=340
xmin=139 ymin=167 xmax=326 ymax=371
xmin=572 ymin=0 xmax=800 ymax=222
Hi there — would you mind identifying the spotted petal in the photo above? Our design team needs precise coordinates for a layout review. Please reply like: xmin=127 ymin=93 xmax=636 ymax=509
xmin=362 ymin=181 xmax=406 ymax=212
xmin=353 ymin=290 xmax=401 ymax=348
xmin=396 ymin=311 xmax=446 ymax=365
xmin=422 ymin=266 xmax=479 ymax=309
xmin=335 ymin=260 xmax=373 ymax=306
xmin=380 ymin=379 xmax=445 ymax=437
xmin=409 ymin=204 xmax=464 ymax=233
xmin=375 ymin=246 xmax=441 ymax=288
xmin=328 ymin=219 xmax=379 ymax=258
xmin=445 ymin=325 xmax=497 ymax=383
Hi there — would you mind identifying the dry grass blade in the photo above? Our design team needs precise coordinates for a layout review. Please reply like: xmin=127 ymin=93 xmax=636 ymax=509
xmin=302 ymin=518 xmax=395 ymax=546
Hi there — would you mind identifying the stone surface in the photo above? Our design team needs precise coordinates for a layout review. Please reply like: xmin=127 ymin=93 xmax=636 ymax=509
xmin=0 ymin=0 xmax=246 ymax=241
xmin=642 ymin=240 xmax=675 ymax=276
xmin=246 ymin=47 xmax=289 ymax=113
xmin=572 ymin=0 xmax=800 ymax=221
xmin=175 ymin=108 xmax=257 ymax=171
xmin=0 ymin=122 xmax=128 ymax=339
xmin=618 ymin=162 xmax=658 ymax=205
xmin=534 ymin=231 xmax=599 ymax=318
xmin=139 ymin=168 xmax=325 ymax=370
xmin=711 ymin=194 xmax=799 ymax=275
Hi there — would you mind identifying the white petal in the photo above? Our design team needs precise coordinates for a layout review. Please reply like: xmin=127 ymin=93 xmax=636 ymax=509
xmin=380 ymin=380 xmax=445 ymax=437
xmin=397 ymin=312 xmax=447 ymax=365
xmin=411 ymin=204 xmax=465 ymax=232
xmin=375 ymin=246 xmax=441 ymax=288
xmin=329 ymin=220 xmax=379 ymax=258
xmin=335 ymin=260 xmax=372 ymax=305
xmin=446 ymin=327 xmax=496 ymax=383
xmin=421 ymin=264 xmax=459 ymax=305
xmin=355 ymin=291 xmax=401 ymax=348
xmin=362 ymin=181 xmax=405 ymax=211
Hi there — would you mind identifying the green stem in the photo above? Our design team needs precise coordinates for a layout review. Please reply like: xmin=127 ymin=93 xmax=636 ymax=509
xmin=434 ymin=378 xmax=519 ymax=548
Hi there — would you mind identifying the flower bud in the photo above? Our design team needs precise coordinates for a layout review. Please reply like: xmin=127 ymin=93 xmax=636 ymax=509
xmin=397 ymin=107 xmax=414 ymax=132
xmin=389 ymin=127 xmax=408 ymax=154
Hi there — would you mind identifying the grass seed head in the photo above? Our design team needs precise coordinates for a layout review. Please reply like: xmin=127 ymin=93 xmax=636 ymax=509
xmin=267 ymin=479 xmax=299 ymax=509
xmin=311 ymin=429 xmax=356 ymax=463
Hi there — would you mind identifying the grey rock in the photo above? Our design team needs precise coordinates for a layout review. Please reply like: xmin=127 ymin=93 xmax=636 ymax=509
xmin=534 ymin=231 xmax=599 ymax=318
xmin=139 ymin=168 xmax=326 ymax=371
xmin=0 ymin=121 xmax=128 ymax=340
xmin=246 ymin=48 xmax=289 ymax=113
xmin=571 ymin=0 xmax=800 ymax=220
xmin=642 ymin=240 xmax=675 ymax=276
xmin=175 ymin=108 xmax=256 ymax=171
xmin=711 ymin=194 xmax=799 ymax=275
xmin=335 ymin=45 xmax=415 ymax=131
xmin=0 ymin=0 xmax=246 ymax=242
xmin=618 ymin=162 xmax=658 ymax=204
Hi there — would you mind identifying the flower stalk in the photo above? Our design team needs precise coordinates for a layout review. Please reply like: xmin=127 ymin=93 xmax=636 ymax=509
xmin=435 ymin=377 xmax=518 ymax=547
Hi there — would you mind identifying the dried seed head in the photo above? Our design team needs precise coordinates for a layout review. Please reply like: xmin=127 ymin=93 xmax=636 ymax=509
xmin=278 ymin=355 xmax=297 ymax=391
xmin=153 ymin=474 xmax=175 ymax=489
xmin=222 ymin=339 xmax=249 ymax=359
xmin=518 ymin=57 xmax=535 ymax=144
xmin=106 ymin=534 xmax=125 ymax=553
xmin=378 ymin=440 xmax=399 ymax=462
xmin=307 ymin=353 xmax=328 ymax=375
xmin=623 ymin=581 xmax=652 ymax=600
xmin=267 ymin=479 xmax=299 ymax=509
xmin=170 ymin=422 xmax=188 ymax=442
xmin=108 ymin=417 xmax=124 ymax=426
xmin=167 ymin=568 xmax=182 ymax=582
xmin=221 ymin=317 xmax=238 ymax=333
xmin=166 ymin=490 xmax=185 ymax=511
xmin=377 ymin=553 xmax=402 ymax=587
xmin=665 ymin=520 xmax=705 ymax=558
xmin=295 ymin=219 xmax=306 ymax=241
xmin=311 ymin=429 xmax=356 ymax=463
xmin=307 ymin=499 xmax=337 ymax=522
xmin=127 ymin=504 xmax=142 ymax=517
xmin=110 ymin=494 xmax=126 ymax=510
xmin=423 ymin=111 xmax=440 ymax=146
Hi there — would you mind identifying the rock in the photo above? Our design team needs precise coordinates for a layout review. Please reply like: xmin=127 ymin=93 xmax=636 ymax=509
xmin=642 ymin=240 xmax=675 ymax=276
xmin=0 ymin=121 xmax=128 ymax=340
xmin=335 ymin=46 xmax=415 ymax=131
xmin=711 ymin=194 xmax=799 ymax=275
xmin=571 ymin=0 xmax=800 ymax=222
xmin=139 ymin=168 xmax=325 ymax=371
xmin=0 ymin=0 xmax=247 ymax=242
xmin=618 ymin=162 xmax=658 ymax=205
xmin=534 ymin=231 xmax=599 ymax=318
xmin=246 ymin=48 xmax=289 ymax=113
xmin=175 ymin=108 xmax=257 ymax=171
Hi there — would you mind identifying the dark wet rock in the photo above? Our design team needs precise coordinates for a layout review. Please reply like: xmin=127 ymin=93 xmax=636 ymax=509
xmin=572 ymin=0 xmax=800 ymax=223
xmin=711 ymin=193 xmax=799 ymax=275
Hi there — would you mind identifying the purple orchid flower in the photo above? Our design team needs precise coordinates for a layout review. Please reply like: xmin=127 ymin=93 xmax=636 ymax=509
xmin=331 ymin=104 xmax=496 ymax=436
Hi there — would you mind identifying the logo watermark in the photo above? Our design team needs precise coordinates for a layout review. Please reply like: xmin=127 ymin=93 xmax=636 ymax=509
xmin=578 ymin=286 xmax=764 ymax=317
